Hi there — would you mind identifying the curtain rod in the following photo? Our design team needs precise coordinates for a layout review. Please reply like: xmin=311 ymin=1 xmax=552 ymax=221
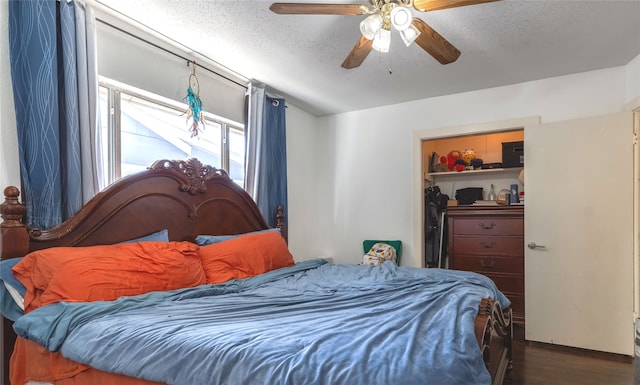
xmin=96 ymin=19 xmax=248 ymax=90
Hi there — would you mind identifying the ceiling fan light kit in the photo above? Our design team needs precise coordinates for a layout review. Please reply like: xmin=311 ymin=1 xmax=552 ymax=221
xmin=360 ymin=13 xmax=383 ymax=40
xmin=362 ymin=2 xmax=420 ymax=52
xmin=372 ymin=28 xmax=392 ymax=52
xmin=399 ymin=24 xmax=421 ymax=47
xmin=269 ymin=0 xmax=500 ymax=69
xmin=389 ymin=5 xmax=413 ymax=30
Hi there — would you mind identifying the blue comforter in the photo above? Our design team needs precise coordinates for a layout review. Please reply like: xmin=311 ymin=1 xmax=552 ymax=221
xmin=14 ymin=260 xmax=510 ymax=385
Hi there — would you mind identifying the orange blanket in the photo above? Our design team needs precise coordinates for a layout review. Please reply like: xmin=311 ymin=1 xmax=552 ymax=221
xmin=10 ymin=338 xmax=164 ymax=385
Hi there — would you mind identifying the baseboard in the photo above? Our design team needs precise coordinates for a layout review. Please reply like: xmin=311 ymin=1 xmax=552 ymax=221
xmin=524 ymin=340 xmax=633 ymax=363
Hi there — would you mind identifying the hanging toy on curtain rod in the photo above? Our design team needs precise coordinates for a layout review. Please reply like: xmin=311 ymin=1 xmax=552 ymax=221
xmin=183 ymin=61 xmax=205 ymax=137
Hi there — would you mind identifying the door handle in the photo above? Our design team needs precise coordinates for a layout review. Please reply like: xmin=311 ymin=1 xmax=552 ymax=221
xmin=527 ymin=242 xmax=546 ymax=250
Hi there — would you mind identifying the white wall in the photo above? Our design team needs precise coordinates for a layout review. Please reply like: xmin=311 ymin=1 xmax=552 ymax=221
xmin=316 ymin=64 xmax=634 ymax=267
xmin=0 ymin=2 xmax=20 ymax=191
xmin=283 ymin=102 xmax=323 ymax=261
xmin=626 ymin=53 xmax=640 ymax=109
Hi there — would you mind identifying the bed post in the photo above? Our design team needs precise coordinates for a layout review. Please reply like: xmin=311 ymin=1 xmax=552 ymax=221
xmin=475 ymin=298 xmax=513 ymax=385
xmin=276 ymin=205 xmax=288 ymax=241
xmin=1 ymin=186 xmax=29 ymax=260
xmin=1 ymin=186 xmax=29 ymax=385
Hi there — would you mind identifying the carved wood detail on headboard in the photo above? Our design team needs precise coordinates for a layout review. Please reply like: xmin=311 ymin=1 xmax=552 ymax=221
xmin=149 ymin=158 xmax=227 ymax=195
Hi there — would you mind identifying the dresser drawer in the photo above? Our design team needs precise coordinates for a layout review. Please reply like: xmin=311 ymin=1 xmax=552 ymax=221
xmin=484 ymin=273 xmax=524 ymax=294
xmin=452 ymin=236 xmax=524 ymax=256
xmin=451 ymin=254 xmax=523 ymax=275
xmin=453 ymin=218 xmax=523 ymax=236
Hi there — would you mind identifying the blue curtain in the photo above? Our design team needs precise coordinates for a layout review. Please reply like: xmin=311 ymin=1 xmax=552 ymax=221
xmin=257 ymin=95 xmax=288 ymax=228
xmin=244 ymin=84 xmax=288 ymax=228
xmin=9 ymin=0 xmax=99 ymax=229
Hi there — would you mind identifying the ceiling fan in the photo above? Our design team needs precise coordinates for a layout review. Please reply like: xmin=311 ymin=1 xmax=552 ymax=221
xmin=270 ymin=0 xmax=500 ymax=69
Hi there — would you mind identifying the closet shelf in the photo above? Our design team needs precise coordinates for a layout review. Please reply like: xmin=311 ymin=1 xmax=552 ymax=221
xmin=427 ymin=167 xmax=522 ymax=179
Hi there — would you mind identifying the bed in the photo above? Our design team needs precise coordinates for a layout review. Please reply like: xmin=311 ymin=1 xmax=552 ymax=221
xmin=0 ymin=158 xmax=513 ymax=385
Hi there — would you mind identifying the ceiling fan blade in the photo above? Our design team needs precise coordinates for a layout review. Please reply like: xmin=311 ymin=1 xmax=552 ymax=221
xmin=341 ymin=36 xmax=373 ymax=69
xmin=413 ymin=0 xmax=500 ymax=12
xmin=269 ymin=3 xmax=368 ymax=15
xmin=412 ymin=18 xmax=461 ymax=64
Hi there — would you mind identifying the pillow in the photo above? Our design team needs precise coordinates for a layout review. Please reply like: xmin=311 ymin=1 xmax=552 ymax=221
xmin=195 ymin=228 xmax=279 ymax=246
xmin=198 ymin=231 xmax=294 ymax=284
xmin=0 ymin=230 xmax=170 ymax=316
xmin=0 ymin=257 xmax=27 ymax=303
xmin=13 ymin=241 xmax=206 ymax=312
xmin=120 ymin=229 xmax=169 ymax=244
xmin=0 ymin=229 xmax=167 ymax=302
xmin=0 ymin=285 xmax=23 ymax=321
xmin=0 ymin=258 xmax=27 ymax=320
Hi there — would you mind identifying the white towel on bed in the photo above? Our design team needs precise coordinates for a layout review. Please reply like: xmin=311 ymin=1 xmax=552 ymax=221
xmin=361 ymin=243 xmax=397 ymax=266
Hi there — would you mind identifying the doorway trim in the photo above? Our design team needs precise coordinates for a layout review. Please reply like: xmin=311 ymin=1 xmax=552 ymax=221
xmin=411 ymin=116 xmax=540 ymax=267
xmin=633 ymin=107 xmax=639 ymax=318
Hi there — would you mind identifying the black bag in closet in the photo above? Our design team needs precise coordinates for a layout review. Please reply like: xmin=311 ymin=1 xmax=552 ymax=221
xmin=455 ymin=187 xmax=483 ymax=205
xmin=424 ymin=186 xmax=448 ymax=267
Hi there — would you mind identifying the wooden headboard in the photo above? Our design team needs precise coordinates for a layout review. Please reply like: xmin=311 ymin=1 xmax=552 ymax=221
xmin=0 ymin=158 xmax=285 ymax=385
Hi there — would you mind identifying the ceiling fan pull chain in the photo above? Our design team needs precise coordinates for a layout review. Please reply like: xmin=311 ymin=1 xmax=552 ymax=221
xmin=388 ymin=33 xmax=393 ymax=74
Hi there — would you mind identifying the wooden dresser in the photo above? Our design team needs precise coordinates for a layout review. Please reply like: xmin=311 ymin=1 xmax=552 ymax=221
xmin=447 ymin=205 xmax=524 ymax=324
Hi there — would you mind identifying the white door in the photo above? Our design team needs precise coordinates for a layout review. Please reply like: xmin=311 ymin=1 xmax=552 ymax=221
xmin=525 ymin=112 xmax=634 ymax=355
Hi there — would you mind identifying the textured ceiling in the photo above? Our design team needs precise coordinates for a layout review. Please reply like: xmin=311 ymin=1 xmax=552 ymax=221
xmin=96 ymin=0 xmax=640 ymax=116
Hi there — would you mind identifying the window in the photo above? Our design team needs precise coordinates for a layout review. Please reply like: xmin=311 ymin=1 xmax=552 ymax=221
xmin=98 ymin=77 xmax=245 ymax=188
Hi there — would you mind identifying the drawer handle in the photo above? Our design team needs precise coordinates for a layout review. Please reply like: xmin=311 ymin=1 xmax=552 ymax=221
xmin=480 ymin=241 xmax=496 ymax=249
xmin=479 ymin=222 xmax=496 ymax=230
xmin=480 ymin=260 xmax=496 ymax=268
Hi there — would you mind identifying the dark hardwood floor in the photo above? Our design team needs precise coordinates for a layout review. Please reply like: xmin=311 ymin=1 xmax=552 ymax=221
xmin=504 ymin=327 xmax=633 ymax=385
